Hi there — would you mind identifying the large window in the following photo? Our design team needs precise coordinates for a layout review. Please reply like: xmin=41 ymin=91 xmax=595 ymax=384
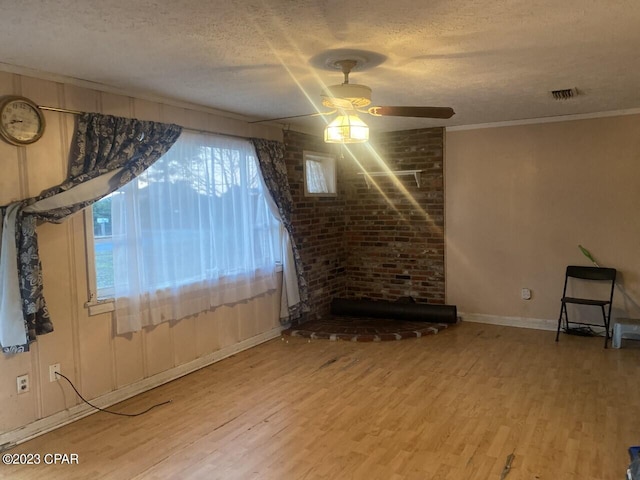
xmin=88 ymin=132 xmax=281 ymax=330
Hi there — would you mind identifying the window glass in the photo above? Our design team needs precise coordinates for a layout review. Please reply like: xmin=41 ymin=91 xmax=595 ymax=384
xmin=91 ymin=132 xmax=280 ymax=301
xmin=303 ymin=151 xmax=337 ymax=196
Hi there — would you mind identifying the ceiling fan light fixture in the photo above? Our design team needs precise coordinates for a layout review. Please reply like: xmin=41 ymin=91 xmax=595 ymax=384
xmin=324 ymin=114 xmax=369 ymax=144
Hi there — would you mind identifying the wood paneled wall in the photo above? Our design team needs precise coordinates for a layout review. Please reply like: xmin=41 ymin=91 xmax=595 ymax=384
xmin=0 ymin=71 xmax=283 ymax=435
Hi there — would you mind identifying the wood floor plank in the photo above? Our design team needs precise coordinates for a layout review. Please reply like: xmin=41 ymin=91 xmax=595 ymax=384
xmin=3 ymin=322 xmax=640 ymax=479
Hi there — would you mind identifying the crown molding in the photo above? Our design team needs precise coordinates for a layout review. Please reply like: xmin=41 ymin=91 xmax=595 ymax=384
xmin=447 ymin=108 xmax=640 ymax=132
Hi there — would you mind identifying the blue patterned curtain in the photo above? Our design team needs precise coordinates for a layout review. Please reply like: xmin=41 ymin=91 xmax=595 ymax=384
xmin=251 ymin=138 xmax=308 ymax=323
xmin=0 ymin=113 xmax=182 ymax=354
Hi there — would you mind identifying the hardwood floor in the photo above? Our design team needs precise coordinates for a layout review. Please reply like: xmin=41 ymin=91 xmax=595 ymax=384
xmin=3 ymin=322 xmax=639 ymax=479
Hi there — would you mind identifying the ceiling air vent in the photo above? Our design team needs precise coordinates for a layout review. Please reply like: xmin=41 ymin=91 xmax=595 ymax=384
xmin=551 ymin=88 xmax=578 ymax=100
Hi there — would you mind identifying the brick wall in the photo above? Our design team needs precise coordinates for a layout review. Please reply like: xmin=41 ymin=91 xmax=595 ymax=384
xmin=343 ymin=128 xmax=445 ymax=304
xmin=283 ymin=127 xmax=445 ymax=319
xmin=283 ymin=131 xmax=347 ymax=319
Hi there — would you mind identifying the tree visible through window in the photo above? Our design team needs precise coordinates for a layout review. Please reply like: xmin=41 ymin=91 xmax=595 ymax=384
xmin=91 ymin=132 xmax=281 ymax=302
xmin=92 ymin=195 xmax=115 ymax=297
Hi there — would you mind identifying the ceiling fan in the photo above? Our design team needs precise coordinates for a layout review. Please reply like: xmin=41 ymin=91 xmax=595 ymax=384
xmin=251 ymin=59 xmax=455 ymax=143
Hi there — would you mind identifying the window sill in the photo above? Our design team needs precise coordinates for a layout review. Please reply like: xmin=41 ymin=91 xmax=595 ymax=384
xmin=84 ymin=299 xmax=115 ymax=316
xmin=85 ymin=265 xmax=282 ymax=316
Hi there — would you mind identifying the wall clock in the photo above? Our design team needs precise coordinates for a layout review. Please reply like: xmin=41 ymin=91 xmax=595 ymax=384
xmin=0 ymin=96 xmax=46 ymax=146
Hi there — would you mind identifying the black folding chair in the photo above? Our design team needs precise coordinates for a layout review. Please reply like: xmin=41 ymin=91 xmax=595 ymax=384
xmin=555 ymin=265 xmax=616 ymax=348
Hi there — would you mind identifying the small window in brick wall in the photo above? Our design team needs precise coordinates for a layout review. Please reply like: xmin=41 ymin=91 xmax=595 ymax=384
xmin=303 ymin=151 xmax=337 ymax=197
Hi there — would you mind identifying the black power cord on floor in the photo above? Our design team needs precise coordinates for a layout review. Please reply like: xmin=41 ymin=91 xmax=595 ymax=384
xmin=55 ymin=372 xmax=172 ymax=417
xmin=564 ymin=326 xmax=608 ymax=337
xmin=565 ymin=326 xmax=598 ymax=337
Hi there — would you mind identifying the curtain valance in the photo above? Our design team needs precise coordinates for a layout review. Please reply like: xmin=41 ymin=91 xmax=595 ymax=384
xmin=0 ymin=113 xmax=182 ymax=353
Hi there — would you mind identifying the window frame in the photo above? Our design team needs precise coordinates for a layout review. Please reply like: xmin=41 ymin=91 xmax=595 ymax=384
xmin=84 ymin=134 xmax=283 ymax=316
xmin=84 ymin=205 xmax=115 ymax=314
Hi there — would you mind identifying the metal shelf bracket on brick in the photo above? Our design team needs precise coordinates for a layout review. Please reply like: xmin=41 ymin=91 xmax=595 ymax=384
xmin=357 ymin=170 xmax=422 ymax=189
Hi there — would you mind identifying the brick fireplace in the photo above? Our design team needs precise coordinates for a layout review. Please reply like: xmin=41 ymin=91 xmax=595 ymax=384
xmin=283 ymin=127 xmax=445 ymax=320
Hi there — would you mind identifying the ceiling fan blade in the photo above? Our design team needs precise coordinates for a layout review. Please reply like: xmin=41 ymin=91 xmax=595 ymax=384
xmin=368 ymin=106 xmax=455 ymax=119
xmin=248 ymin=112 xmax=332 ymax=124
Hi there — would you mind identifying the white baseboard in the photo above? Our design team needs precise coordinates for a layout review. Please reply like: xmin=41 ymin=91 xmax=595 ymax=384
xmin=460 ymin=312 xmax=557 ymax=331
xmin=0 ymin=325 xmax=285 ymax=450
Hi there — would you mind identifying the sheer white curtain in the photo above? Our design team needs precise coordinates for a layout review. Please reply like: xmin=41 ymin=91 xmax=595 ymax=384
xmin=305 ymin=160 xmax=329 ymax=193
xmin=112 ymin=132 xmax=281 ymax=334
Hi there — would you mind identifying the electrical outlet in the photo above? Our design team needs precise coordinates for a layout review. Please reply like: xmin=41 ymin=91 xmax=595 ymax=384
xmin=521 ymin=288 xmax=532 ymax=300
xmin=49 ymin=363 xmax=61 ymax=382
xmin=17 ymin=374 xmax=29 ymax=394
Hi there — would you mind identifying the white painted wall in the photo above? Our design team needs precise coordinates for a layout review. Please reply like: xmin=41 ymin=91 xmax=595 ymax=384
xmin=445 ymin=115 xmax=640 ymax=326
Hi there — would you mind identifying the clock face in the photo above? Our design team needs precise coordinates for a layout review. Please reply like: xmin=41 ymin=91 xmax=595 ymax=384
xmin=0 ymin=96 xmax=45 ymax=145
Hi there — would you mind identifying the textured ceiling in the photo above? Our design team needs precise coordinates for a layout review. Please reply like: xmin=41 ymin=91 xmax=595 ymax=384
xmin=1 ymin=0 xmax=640 ymax=132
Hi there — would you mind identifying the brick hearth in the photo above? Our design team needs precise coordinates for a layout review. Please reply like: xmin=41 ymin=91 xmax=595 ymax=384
xmin=283 ymin=317 xmax=451 ymax=342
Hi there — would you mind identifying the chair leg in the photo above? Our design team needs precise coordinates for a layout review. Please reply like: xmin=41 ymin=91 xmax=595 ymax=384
xmin=555 ymin=302 xmax=565 ymax=342
xmin=602 ymin=305 xmax=609 ymax=349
